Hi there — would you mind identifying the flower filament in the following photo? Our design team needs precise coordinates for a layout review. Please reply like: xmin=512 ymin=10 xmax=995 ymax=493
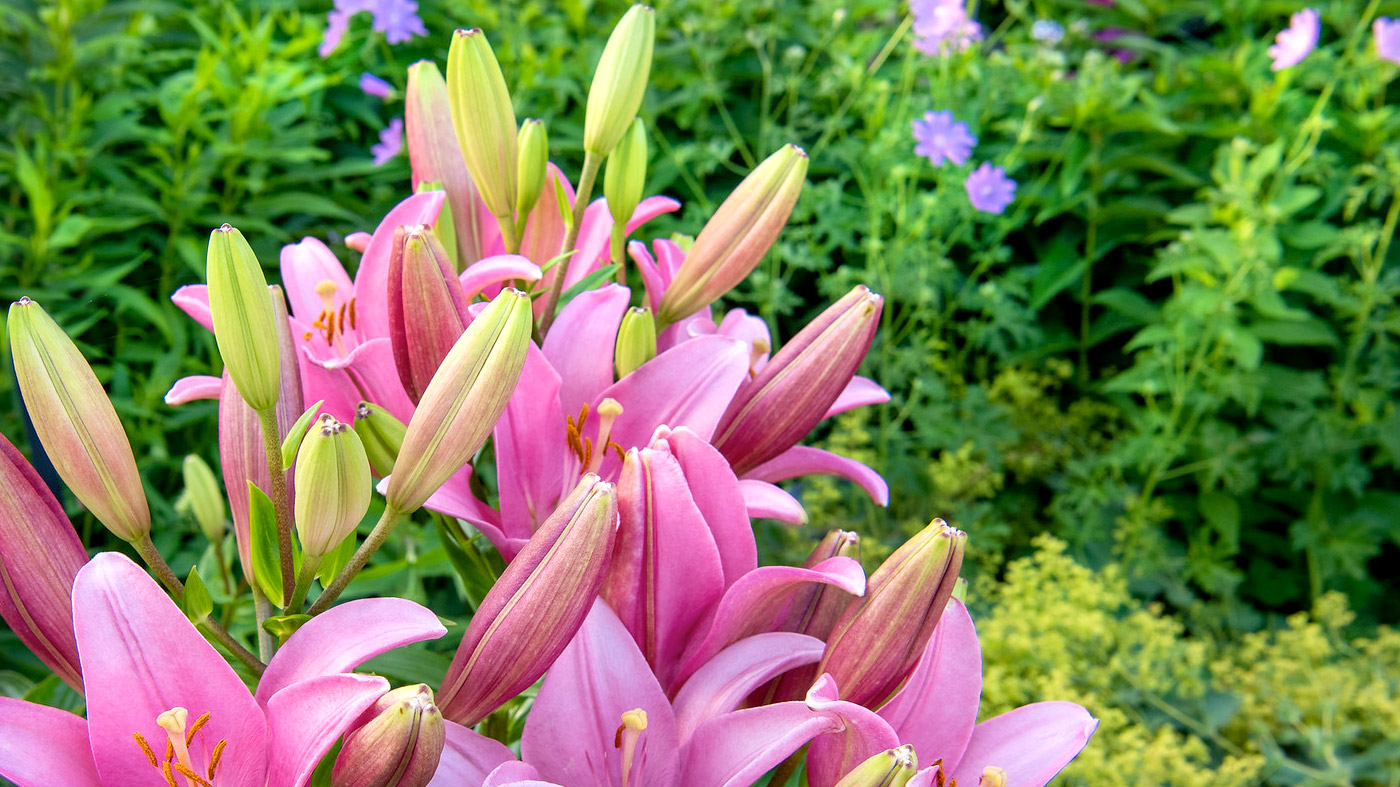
xmin=132 ymin=706 xmax=227 ymax=787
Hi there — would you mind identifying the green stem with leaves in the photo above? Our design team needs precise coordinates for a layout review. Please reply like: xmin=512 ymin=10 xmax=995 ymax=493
xmin=255 ymin=407 xmax=295 ymax=605
xmin=306 ymin=506 xmax=405 ymax=615
xmin=286 ymin=554 xmax=322 ymax=614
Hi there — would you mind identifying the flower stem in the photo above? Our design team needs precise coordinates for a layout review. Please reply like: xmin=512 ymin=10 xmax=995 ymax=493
xmin=286 ymin=553 xmax=322 ymax=614
xmin=251 ymin=584 xmax=275 ymax=662
xmin=132 ymin=535 xmax=265 ymax=675
xmin=255 ymin=407 xmax=295 ymax=605
xmin=498 ymin=211 xmax=521 ymax=255
xmin=306 ymin=506 xmax=405 ymax=615
xmin=539 ymin=150 xmax=602 ymax=336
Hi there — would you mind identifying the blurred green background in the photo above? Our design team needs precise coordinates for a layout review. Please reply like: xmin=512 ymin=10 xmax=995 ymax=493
xmin=2 ymin=0 xmax=1399 ymax=783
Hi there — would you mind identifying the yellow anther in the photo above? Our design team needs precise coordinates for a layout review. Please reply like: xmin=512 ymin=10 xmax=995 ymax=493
xmin=132 ymin=732 xmax=158 ymax=768
xmin=161 ymin=760 xmax=178 ymax=787
xmin=173 ymin=762 xmax=214 ymax=787
xmin=209 ymin=738 xmax=227 ymax=780
xmin=185 ymin=711 xmax=211 ymax=746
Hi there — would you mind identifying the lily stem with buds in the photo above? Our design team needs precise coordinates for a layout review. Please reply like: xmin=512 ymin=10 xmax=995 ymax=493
xmin=307 ymin=505 xmax=405 ymax=615
xmin=255 ymin=407 xmax=296 ymax=606
xmin=132 ymin=535 xmax=265 ymax=675
xmin=538 ymin=150 xmax=602 ymax=335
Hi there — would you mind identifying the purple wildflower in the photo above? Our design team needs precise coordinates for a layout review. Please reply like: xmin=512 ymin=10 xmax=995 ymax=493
xmin=1375 ymin=17 xmax=1400 ymax=64
xmin=1268 ymin=8 xmax=1320 ymax=71
xmin=1032 ymin=20 xmax=1066 ymax=45
xmin=964 ymin=162 xmax=1016 ymax=214
xmin=320 ymin=9 xmax=352 ymax=58
xmin=360 ymin=72 xmax=394 ymax=99
xmin=911 ymin=0 xmax=983 ymax=55
xmin=912 ymin=110 xmax=977 ymax=167
xmin=370 ymin=0 xmax=427 ymax=45
xmin=1094 ymin=27 xmax=1141 ymax=64
xmin=372 ymin=118 xmax=405 ymax=167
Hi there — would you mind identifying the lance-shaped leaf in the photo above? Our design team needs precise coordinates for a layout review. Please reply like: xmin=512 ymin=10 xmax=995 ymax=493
xmin=657 ymin=145 xmax=808 ymax=326
xmin=436 ymin=475 xmax=619 ymax=725
xmin=386 ymin=288 xmax=533 ymax=514
xmin=0 ymin=433 xmax=87 ymax=692
xmin=8 ymin=297 xmax=150 ymax=541
xmin=388 ymin=225 xmax=472 ymax=404
xmin=713 ymin=285 xmax=883 ymax=475
xmin=407 ymin=60 xmax=488 ymax=267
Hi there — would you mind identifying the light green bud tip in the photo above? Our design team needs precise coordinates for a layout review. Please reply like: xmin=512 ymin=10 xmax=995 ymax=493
xmin=614 ymin=306 xmax=657 ymax=378
xmin=182 ymin=454 xmax=226 ymax=543
xmin=207 ymin=225 xmax=281 ymax=411
xmin=447 ymin=28 xmax=519 ymax=222
xmin=353 ymin=401 xmax=407 ymax=478
xmin=294 ymin=413 xmax=372 ymax=557
xmin=584 ymin=5 xmax=655 ymax=155
xmin=605 ymin=118 xmax=647 ymax=227
xmin=516 ymin=119 xmax=549 ymax=226
xmin=833 ymin=745 xmax=918 ymax=787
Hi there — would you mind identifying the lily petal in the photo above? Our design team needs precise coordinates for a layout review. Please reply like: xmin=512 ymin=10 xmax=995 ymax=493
xmin=662 ymin=427 xmax=757 ymax=585
xmin=75 ymin=553 xmax=268 ymax=787
xmin=804 ymin=675 xmax=903 ymax=787
xmin=522 ymin=601 xmax=680 ymax=787
xmin=428 ymin=722 xmax=517 ymax=786
xmin=165 ymin=374 xmax=224 ymax=406
xmin=481 ymin=761 xmax=551 ymax=787
xmin=949 ymin=702 xmax=1099 ymax=787
xmin=569 ymin=196 xmax=682 ymax=288
xmin=745 ymin=447 xmax=889 ymax=507
xmin=0 ymin=699 xmax=100 ymax=787
xmin=420 ymin=465 xmax=523 ymax=558
xmin=823 ymin=376 xmax=890 ymax=420
xmin=257 ymin=597 xmax=447 ymax=705
xmin=460 ymin=255 xmax=542 ymax=300
xmin=172 ymin=284 xmax=214 ymax=332
xmin=671 ymin=632 xmax=825 ymax=745
xmin=739 ymin=479 xmax=807 ymax=524
xmin=265 ymin=673 xmax=390 ymax=787
xmin=354 ymin=191 xmax=448 ymax=341
xmin=299 ymin=337 xmax=416 ymax=424
xmin=878 ymin=600 xmax=982 ymax=771
xmin=493 ymin=343 xmax=569 ymax=547
xmin=542 ymin=284 xmax=631 ymax=415
xmin=280 ymin=237 xmax=355 ymax=324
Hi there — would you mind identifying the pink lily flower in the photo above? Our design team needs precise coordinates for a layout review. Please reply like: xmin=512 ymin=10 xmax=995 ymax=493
xmin=0 ymin=552 xmax=456 ymax=787
xmin=806 ymin=600 xmax=1100 ymax=787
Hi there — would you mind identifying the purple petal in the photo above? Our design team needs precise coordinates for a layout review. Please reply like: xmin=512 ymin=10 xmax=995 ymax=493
xmin=353 ymin=191 xmax=448 ymax=342
xmin=804 ymin=675 xmax=904 ymax=787
xmin=279 ymin=237 xmax=356 ymax=325
xmin=740 ymin=479 xmax=807 ymax=524
xmin=543 ymin=284 xmax=631 ymax=415
xmin=171 ymin=284 xmax=214 ymax=332
xmin=949 ymin=702 xmax=1099 ymax=787
xmin=661 ymin=427 xmax=757 ymax=585
xmin=491 ymin=343 xmax=569 ymax=547
xmin=428 ymin=722 xmax=517 ymax=786
xmin=165 ymin=374 xmax=224 ymax=406
xmin=823 ymin=376 xmax=890 ymax=419
xmin=265 ymin=673 xmax=390 ymax=787
xmin=671 ymin=632 xmax=825 ymax=744
xmin=459 ymin=255 xmax=542 ymax=300
xmin=878 ymin=600 xmax=982 ymax=768
xmin=0 ymin=700 xmax=100 ymax=787
xmin=568 ymin=196 xmax=681 ymax=289
xmin=745 ymin=447 xmax=889 ymax=507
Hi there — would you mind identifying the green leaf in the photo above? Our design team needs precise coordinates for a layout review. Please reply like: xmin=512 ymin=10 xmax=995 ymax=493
xmin=263 ymin=614 xmax=311 ymax=644
xmin=316 ymin=528 xmax=358 ymax=587
xmin=281 ymin=400 xmax=325 ymax=470
xmin=248 ymin=482 xmax=285 ymax=607
xmin=1092 ymin=287 xmax=1160 ymax=325
xmin=558 ymin=265 xmax=620 ymax=310
xmin=1249 ymin=319 xmax=1340 ymax=347
xmin=183 ymin=566 xmax=214 ymax=624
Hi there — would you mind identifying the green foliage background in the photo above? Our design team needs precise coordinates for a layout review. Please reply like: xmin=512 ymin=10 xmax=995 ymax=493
xmin=2 ymin=0 xmax=1399 ymax=783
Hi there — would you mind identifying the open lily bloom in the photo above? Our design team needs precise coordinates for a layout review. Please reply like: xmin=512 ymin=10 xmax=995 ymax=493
xmin=807 ymin=600 xmax=1099 ymax=787
xmin=0 ymin=553 xmax=450 ymax=787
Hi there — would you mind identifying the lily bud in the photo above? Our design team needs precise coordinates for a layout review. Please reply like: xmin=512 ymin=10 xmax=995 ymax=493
xmin=181 ymin=454 xmax=226 ymax=543
xmin=657 ymin=145 xmax=808 ymax=326
xmin=713 ymin=285 xmax=882 ymax=475
xmin=386 ymin=288 xmax=533 ymax=514
xmin=833 ymin=745 xmax=918 ymax=787
xmin=294 ymin=414 xmax=372 ymax=557
xmin=817 ymin=519 xmax=966 ymax=709
xmin=332 ymin=684 xmax=446 ymax=787
xmin=437 ymin=475 xmax=619 ymax=725
xmin=605 ymin=118 xmax=647 ymax=227
xmin=388 ymin=224 xmax=471 ymax=404
xmin=516 ymin=118 xmax=549 ymax=225
xmin=447 ymin=29 xmax=518 ymax=223
xmin=206 ymin=224 xmax=281 ymax=411
xmin=584 ymin=5 xmax=655 ymax=155
xmin=407 ymin=60 xmax=488 ymax=267
xmin=9 ymin=297 xmax=150 ymax=541
xmin=614 ymin=306 xmax=657 ymax=377
xmin=0 ymin=433 xmax=86 ymax=692
xmin=354 ymin=402 xmax=407 ymax=478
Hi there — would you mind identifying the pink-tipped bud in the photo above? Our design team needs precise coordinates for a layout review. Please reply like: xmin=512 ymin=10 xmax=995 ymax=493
xmin=387 ymin=224 xmax=471 ymax=404
xmin=656 ymin=144 xmax=808 ymax=325
xmin=437 ymin=475 xmax=619 ymax=725
xmin=817 ymin=519 xmax=966 ymax=709
xmin=332 ymin=684 xmax=446 ymax=787
xmin=833 ymin=745 xmax=918 ymax=787
xmin=8 ymin=297 xmax=150 ymax=540
xmin=407 ymin=60 xmax=488 ymax=267
xmin=0 ymin=433 xmax=87 ymax=692
xmin=386 ymin=288 xmax=533 ymax=514
xmin=713 ymin=285 xmax=882 ymax=475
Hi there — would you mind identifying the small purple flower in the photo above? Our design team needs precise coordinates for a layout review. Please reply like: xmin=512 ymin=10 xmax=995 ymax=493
xmin=372 ymin=118 xmax=404 ymax=167
xmin=370 ymin=0 xmax=427 ymax=45
xmin=911 ymin=0 xmax=983 ymax=55
xmin=360 ymin=72 xmax=394 ymax=99
xmin=964 ymin=162 xmax=1016 ymax=214
xmin=1268 ymin=8 xmax=1320 ymax=71
xmin=1375 ymin=17 xmax=1400 ymax=64
xmin=319 ymin=9 xmax=352 ymax=58
xmin=1032 ymin=20 xmax=1066 ymax=45
xmin=912 ymin=110 xmax=977 ymax=167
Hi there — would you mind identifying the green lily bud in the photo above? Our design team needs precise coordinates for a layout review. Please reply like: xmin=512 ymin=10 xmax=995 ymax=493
xmin=294 ymin=414 xmax=371 ymax=557
xmin=605 ymin=118 xmax=647 ymax=228
xmin=447 ymin=28 xmax=519 ymax=224
xmin=516 ymin=118 xmax=549 ymax=226
xmin=614 ymin=306 xmax=657 ymax=378
xmin=332 ymin=684 xmax=446 ymax=787
xmin=817 ymin=518 xmax=966 ymax=709
xmin=206 ymin=224 xmax=281 ymax=411
xmin=386 ymin=288 xmax=533 ymax=514
xmin=584 ymin=5 xmax=655 ymax=155
xmin=181 ymin=454 xmax=226 ymax=544
xmin=8 ymin=297 xmax=150 ymax=541
xmin=833 ymin=745 xmax=918 ymax=787
xmin=353 ymin=402 xmax=407 ymax=478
